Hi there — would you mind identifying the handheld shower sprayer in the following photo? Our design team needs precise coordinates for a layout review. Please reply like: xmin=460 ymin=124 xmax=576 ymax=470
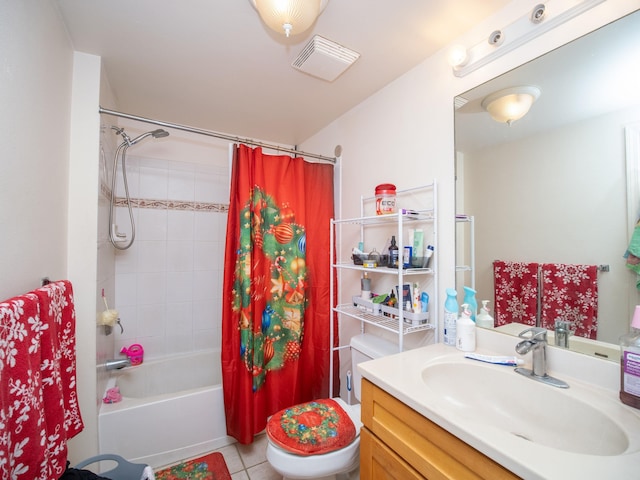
xmin=129 ymin=128 xmax=170 ymax=146
xmin=108 ymin=126 xmax=170 ymax=250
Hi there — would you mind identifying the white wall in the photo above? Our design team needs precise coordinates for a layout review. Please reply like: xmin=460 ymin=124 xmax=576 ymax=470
xmin=0 ymin=1 xmax=73 ymax=299
xmin=67 ymin=52 xmax=102 ymax=463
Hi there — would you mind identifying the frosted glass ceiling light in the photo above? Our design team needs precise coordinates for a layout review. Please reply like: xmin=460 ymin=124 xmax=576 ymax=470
xmin=251 ymin=0 xmax=329 ymax=38
xmin=481 ymin=86 xmax=541 ymax=125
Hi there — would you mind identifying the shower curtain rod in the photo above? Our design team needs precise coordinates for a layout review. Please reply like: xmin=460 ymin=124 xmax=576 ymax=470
xmin=99 ymin=107 xmax=337 ymax=164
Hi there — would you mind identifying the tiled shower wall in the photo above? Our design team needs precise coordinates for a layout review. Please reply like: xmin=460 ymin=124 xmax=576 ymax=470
xmin=113 ymin=154 xmax=229 ymax=359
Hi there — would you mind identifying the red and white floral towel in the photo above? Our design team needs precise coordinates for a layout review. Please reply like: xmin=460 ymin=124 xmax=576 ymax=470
xmin=0 ymin=280 xmax=83 ymax=480
xmin=540 ymin=264 xmax=598 ymax=340
xmin=493 ymin=261 xmax=599 ymax=339
xmin=493 ymin=260 xmax=539 ymax=328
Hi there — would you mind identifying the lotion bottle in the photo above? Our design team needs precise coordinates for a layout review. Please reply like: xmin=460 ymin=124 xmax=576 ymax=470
xmin=620 ymin=305 xmax=640 ymax=409
xmin=476 ymin=300 xmax=494 ymax=329
xmin=456 ymin=303 xmax=476 ymax=352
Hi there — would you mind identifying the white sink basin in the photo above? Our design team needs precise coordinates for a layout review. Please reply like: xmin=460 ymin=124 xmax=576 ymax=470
xmin=421 ymin=361 xmax=628 ymax=456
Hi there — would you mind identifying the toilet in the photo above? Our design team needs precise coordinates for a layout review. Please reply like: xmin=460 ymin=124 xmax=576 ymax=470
xmin=265 ymin=333 xmax=397 ymax=480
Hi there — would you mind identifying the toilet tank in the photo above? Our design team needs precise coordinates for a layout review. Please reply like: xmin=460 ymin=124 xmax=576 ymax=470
xmin=350 ymin=333 xmax=398 ymax=402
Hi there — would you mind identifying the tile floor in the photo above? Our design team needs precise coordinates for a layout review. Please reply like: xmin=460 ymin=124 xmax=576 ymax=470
xmin=214 ymin=434 xmax=282 ymax=480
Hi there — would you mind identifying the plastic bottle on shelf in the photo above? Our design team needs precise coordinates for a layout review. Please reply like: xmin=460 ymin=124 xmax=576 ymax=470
xmin=620 ymin=305 xmax=640 ymax=409
xmin=423 ymin=244 xmax=434 ymax=268
xmin=456 ymin=304 xmax=476 ymax=352
xmin=388 ymin=235 xmax=399 ymax=268
xmin=476 ymin=300 xmax=494 ymax=329
xmin=462 ymin=286 xmax=478 ymax=322
xmin=443 ymin=288 xmax=458 ymax=346
xmin=361 ymin=273 xmax=371 ymax=300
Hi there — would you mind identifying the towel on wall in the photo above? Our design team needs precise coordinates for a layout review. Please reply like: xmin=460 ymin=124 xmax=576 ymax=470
xmin=493 ymin=260 xmax=539 ymax=328
xmin=540 ymin=263 xmax=598 ymax=340
xmin=0 ymin=280 xmax=83 ymax=480
xmin=0 ymin=292 xmax=49 ymax=480
xmin=624 ymin=220 xmax=640 ymax=289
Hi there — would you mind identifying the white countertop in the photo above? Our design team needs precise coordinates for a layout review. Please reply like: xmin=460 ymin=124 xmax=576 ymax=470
xmin=357 ymin=329 xmax=640 ymax=480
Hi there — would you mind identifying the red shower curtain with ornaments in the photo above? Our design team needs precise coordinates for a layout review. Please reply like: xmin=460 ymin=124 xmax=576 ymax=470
xmin=222 ymin=144 xmax=337 ymax=444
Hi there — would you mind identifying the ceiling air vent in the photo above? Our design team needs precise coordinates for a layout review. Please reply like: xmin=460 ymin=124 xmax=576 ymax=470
xmin=292 ymin=35 xmax=360 ymax=82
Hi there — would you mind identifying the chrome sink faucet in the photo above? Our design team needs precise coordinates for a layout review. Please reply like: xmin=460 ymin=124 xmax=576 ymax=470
xmin=515 ymin=327 xmax=569 ymax=388
xmin=554 ymin=320 xmax=571 ymax=348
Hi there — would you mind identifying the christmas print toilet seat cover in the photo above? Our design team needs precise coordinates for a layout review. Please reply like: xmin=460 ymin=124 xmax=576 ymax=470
xmin=266 ymin=398 xmax=356 ymax=455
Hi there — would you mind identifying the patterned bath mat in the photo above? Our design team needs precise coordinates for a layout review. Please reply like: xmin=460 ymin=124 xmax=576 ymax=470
xmin=155 ymin=452 xmax=232 ymax=480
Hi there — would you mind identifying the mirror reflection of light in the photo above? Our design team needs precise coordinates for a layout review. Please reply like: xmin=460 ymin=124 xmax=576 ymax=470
xmin=481 ymin=86 xmax=541 ymax=125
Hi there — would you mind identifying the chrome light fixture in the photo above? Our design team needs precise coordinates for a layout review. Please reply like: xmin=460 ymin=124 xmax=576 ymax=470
xmin=250 ymin=0 xmax=329 ymax=38
xmin=481 ymin=86 xmax=541 ymax=125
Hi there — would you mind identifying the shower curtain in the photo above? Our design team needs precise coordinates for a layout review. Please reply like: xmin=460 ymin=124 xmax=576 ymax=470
xmin=222 ymin=144 xmax=336 ymax=444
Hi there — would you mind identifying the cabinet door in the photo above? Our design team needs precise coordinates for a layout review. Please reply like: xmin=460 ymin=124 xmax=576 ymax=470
xmin=360 ymin=427 xmax=424 ymax=480
xmin=361 ymin=379 xmax=520 ymax=480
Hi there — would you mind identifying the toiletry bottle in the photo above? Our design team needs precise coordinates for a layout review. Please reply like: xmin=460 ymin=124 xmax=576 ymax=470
xmin=423 ymin=244 xmax=434 ymax=268
xmin=443 ymin=288 xmax=458 ymax=346
xmin=361 ymin=273 xmax=371 ymax=300
xmin=388 ymin=235 xmax=399 ymax=268
xmin=476 ymin=300 xmax=494 ymax=329
xmin=412 ymin=282 xmax=420 ymax=313
xmin=412 ymin=229 xmax=424 ymax=266
xmin=421 ymin=292 xmax=429 ymax=313
xmin=620 ymin=305 xmax=640 ymax=409
xmin=462 ymin=286 xmax=478 ymax=322
xmin=456 ymin=303 xmax=476 ymax=352
xmin=387 ymin=289 xmax=397 ymax=308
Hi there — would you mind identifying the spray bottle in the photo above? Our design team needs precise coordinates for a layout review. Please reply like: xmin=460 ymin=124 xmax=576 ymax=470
xmin=443 ymin=288 xmax=458 ymax=346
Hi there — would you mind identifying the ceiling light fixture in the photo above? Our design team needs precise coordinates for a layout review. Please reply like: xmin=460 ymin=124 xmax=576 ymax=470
xmin=451 ymin=0 xmax=605 ymax=77
xmin=250 ymin=0 xmax=329 ymax=38
xmin=481 ymin=86 xmax=541 ymax=125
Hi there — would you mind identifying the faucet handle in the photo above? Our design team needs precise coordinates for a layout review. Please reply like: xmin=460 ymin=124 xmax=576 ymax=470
xmin=518 ymin=327 xmax=547 ymax=342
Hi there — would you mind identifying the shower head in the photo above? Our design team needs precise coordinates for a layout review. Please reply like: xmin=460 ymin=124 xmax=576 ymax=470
xmin=151 ymin=129 xmax=170 ymax=138
xmin=128 ymin=129 xmax=170 ymax=146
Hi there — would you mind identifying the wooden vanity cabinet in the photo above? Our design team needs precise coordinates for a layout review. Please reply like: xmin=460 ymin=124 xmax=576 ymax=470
xmin=360 ymin=379 xmax=521 ymax=480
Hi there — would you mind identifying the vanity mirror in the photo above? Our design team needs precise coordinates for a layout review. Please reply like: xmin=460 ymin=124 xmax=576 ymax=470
xmin=454 ymin=10 xmax=640 ymax=360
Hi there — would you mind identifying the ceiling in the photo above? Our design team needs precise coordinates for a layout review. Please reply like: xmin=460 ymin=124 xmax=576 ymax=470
xmin=54 ymin=0 xmax=511 ymax=147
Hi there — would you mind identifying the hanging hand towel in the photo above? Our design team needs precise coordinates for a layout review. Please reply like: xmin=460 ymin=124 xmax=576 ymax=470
xmin=540 ymin=263 xmax=598 ymax=340
xmin=32 ymin=280 xmax=84 ymax=479
xmin=625 ymin=220 xmax=640 ymax=289
xmin=493 ymin=260 xmax=539 ymax=328
xmin=0 ymin=292 xmax=50 ymax=480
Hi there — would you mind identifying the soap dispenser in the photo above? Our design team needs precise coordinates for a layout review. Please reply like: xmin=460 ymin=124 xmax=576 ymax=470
xmin=456 ymin=304 xmax=476 ymax=352
xmin=476 ymin=300 xmax=494 ymax=329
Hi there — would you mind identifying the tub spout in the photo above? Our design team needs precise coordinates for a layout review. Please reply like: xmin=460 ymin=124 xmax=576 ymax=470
xmin=105 ymin=357 xmax=131 ymax=370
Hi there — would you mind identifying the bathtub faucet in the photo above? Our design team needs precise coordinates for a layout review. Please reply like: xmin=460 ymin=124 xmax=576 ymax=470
xmin=105 ymin=357 xmax=131 ymax=370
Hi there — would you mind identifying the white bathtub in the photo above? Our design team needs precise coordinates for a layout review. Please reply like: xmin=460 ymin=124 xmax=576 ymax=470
xmin=98 ymin=349 xmax=234 ymax=468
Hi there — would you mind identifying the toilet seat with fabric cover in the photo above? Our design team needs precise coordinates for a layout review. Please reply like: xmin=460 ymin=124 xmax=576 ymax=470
xmin=266 ymin=398 xmax=356 ymax=455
